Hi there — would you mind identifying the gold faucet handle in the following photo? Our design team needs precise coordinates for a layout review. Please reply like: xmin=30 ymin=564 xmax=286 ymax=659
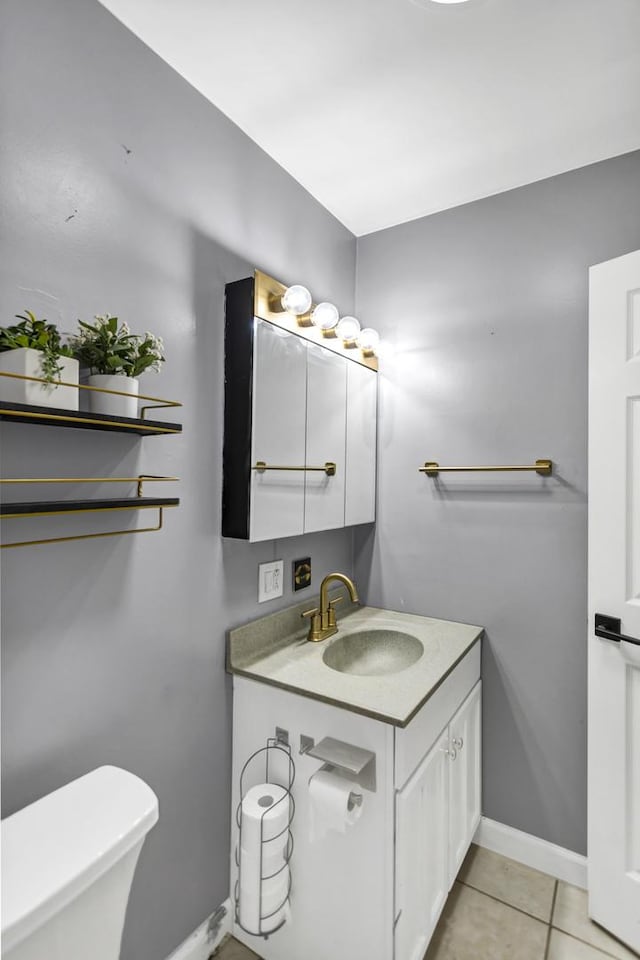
xmin=328 ymin=595 xmax=343 ymax=627
xmin=302 ymin=607 xmax=323 ymax=642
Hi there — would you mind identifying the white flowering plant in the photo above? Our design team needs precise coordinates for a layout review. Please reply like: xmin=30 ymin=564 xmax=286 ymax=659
xmin=70 ymin=314 xmax=164 ymax=378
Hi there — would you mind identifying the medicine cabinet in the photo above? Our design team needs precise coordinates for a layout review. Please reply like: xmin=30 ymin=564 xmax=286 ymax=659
xmin=222 ymin=271 xmax=377 ymax=542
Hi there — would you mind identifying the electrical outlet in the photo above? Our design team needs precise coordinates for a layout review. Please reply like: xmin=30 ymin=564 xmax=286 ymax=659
xmin=293 ymin=557 xmax=311 ymax=591
xmin=258 ymin=560 xmax=284 ymax=603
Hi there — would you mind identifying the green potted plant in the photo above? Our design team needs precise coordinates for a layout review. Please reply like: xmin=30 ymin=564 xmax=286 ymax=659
xmin=70 ymin=314 xmax=164 ymax=418
xmin=0 ymin=310 xmax=79 ymax=410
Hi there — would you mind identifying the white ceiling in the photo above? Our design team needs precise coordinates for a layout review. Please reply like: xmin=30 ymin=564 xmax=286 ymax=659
xmin=99 ymin=0 xmax=640 ymax=236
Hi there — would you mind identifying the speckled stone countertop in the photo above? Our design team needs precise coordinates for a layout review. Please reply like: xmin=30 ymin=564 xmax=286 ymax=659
xmin=227 ymin=594 xmax=483 ymax=727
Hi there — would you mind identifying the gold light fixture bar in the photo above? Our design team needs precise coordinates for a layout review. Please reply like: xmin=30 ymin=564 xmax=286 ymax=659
xmin=253 ymin=461 xmax=337 ymax=476
xmin=0 ymin=370 xmax=181 ymax=419
xmin=419 ymin=459 xmax=553 ymax=477
xmin=253 ymin=270 xmax=378 ymax=373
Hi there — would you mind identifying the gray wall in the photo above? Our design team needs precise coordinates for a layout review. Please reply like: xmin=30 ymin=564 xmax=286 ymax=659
xmin=354 ymin=150 xmax=640 ymax=855
xmin=0 ymin=2 xmax=356 ymax=958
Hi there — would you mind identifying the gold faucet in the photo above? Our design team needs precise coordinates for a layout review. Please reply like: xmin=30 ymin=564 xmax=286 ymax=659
xmin=302 ymin=572 xmax=360 ymax=642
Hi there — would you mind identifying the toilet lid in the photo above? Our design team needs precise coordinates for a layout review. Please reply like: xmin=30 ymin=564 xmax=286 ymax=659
xmin=1 ymin=766 xmax=158 ymax=950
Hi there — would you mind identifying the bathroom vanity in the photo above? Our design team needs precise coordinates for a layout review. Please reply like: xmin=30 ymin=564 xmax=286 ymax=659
xmin=228 ymin=601 xmax=482 ymax=960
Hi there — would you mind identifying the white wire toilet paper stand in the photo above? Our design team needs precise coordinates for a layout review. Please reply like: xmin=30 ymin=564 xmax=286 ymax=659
xmin=234 ymin=737 xmax=295 ymax=938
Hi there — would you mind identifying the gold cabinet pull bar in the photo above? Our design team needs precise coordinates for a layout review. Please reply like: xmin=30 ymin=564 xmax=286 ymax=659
xmin=419 ymin=459 xmax=553 ymax=477
xmin=254 ymin=461 xmax=337 ymax=476
xmin=254 ymin=461 xmax=336 ymax=476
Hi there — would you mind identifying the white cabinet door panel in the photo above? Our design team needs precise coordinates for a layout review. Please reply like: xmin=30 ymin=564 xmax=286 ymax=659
xmin=395 ymin=729 xmax=449 ymax=960
xmin=448 ymin=681 xmax=482 ymax=887
xmin=304 ymin=345 xmax=347 ymax=533
xmin=345 ymin=361 xmax=377 ymax=526
xmin=250 ymin=320 xmax=307 ymax=541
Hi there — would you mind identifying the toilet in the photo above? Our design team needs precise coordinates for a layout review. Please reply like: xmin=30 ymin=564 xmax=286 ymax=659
xmin=1 ymin=765 xmax=158 ymax=960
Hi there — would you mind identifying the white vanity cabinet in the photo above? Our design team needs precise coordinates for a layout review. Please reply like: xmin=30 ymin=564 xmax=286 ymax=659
xmin=393 ymin=643 xmax=482 ymax=960
xmin=229 ymin=641 xmax=481 ymax=960
xmin=395 ymin=728 xmax=450 ymax=960
xmin=222 ymin=272 xmax=377 ymax=541
xmin=448 ymin=682 xmax=482 ymax=886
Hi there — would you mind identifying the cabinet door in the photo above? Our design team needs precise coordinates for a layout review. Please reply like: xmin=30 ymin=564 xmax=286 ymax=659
xmin=250 ymin=320 xmax=307 ymax=541
xmin=304 ymin=345 xmax=347 ymax=533
xmin=448 ymin=681 xmax=482 ymax=887
xmin=345 ymin=361 xmax=377 ymax=526
xmin=395 ymin=729 xmax=449 ymax=960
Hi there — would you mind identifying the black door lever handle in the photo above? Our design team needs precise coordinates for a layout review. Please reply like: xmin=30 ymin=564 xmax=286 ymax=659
xmin=594 ymin=613 xmax=640 ymax=647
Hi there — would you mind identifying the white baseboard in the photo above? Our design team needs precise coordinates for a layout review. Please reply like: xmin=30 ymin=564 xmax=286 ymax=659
xmin=165 ymin=899 xmax=233 ymax=960
xmin=474 ymin=817 xmax=587 ymax=889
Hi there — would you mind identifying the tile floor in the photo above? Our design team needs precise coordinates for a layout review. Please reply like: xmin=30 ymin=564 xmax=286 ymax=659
xmin=214 ymin=845 xmax=638 ymax=960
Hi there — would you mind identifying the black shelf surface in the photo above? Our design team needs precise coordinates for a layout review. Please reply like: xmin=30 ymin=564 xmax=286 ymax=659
xmin=0 ymin=401 xmax=182 ymax=436
xmin=1 ymin=497 xmax=180 ymax=517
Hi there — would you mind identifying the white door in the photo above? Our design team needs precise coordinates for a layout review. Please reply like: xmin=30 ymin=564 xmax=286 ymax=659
xmin=448 ymin=681 xmax=482 ymax=887
xmin=588 ymin=249 xmax=640 ymax=951
xmin=345 ymin=361 xmax=377 ymax=526
xmin=395 ymin=729 xmax=449 ymax=960
xmin=250 ymin=320 xmax=307 ymax=542
xmin=304 ymin=344 xmax=347 ymax=533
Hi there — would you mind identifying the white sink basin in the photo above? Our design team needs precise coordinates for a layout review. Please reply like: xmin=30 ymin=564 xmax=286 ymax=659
xmin=322 ymin=629 xmax=424 ymax=676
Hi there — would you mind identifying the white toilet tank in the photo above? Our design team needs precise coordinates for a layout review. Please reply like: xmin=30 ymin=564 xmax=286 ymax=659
xmin=1 ymin=765 xmax=158 ymax=960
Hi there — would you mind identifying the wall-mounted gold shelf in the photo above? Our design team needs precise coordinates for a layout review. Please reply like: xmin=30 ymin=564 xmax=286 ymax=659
xmin=0 ymin=476 xmax=179 ymax=548
xmin=419 ymin=459 xmax=553 ymax=477
xmin=0 ymin=371 xmax=182 ymax=434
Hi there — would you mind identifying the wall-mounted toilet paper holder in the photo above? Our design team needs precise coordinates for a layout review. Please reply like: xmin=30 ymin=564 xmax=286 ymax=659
xmin=299 ymin=734 xmax=376 ymax=792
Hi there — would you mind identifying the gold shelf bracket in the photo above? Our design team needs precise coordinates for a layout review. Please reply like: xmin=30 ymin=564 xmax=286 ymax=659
xmin=419 ymin=459 xmax=553 ymax=477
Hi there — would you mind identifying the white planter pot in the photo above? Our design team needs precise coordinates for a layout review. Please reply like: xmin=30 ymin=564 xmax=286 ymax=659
xmin=0 ymin=347 xmax=79 ymax=410
xmin=87 ymin=375 xmax=139 ymax=419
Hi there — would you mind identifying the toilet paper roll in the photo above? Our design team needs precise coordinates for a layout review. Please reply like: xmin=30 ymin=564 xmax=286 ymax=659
xmin=238 ymin=784 xmax=290 ymax=933
xmin=308 ymin=769 xmax=363 ymax=843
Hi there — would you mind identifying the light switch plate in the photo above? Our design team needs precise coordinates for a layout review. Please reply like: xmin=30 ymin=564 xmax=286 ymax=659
xmin=258 ymin=560 xmax=284 ymax=603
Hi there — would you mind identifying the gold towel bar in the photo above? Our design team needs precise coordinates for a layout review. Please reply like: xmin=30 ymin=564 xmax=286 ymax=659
xmin=1 ymin=505 xmax=168 ymax=550
xmin=419 ymin=459 xmax=553 ymax=477
xmin=254 ymin=461 xmax=337 ymax=477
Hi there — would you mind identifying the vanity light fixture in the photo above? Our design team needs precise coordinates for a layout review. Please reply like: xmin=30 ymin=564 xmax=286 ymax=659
xmin=356 ymin=328 xmax=380 ymax=355
xmin=336 ymin=315 xmax=361 ymax=345
xmin=311 ymin=301 xmax=340 ymax=331
xmin=281 ymin=284 xmax=312 ymax=316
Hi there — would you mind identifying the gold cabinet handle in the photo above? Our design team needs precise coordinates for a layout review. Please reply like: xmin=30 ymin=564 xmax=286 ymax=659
xmin=254 ymin=461 xmax=336 ymax=476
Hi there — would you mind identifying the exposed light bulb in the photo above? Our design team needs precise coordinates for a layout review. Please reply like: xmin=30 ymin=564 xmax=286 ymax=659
xmin=311 ymin=301 xmax=339 ymax=331
xmin=281 ymin=284 xmax=312 ymax=316
xmin=357 ymin=328 xmax=380 ymax=354
xmin=336 ymin=316 xmax=361 ymax=343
